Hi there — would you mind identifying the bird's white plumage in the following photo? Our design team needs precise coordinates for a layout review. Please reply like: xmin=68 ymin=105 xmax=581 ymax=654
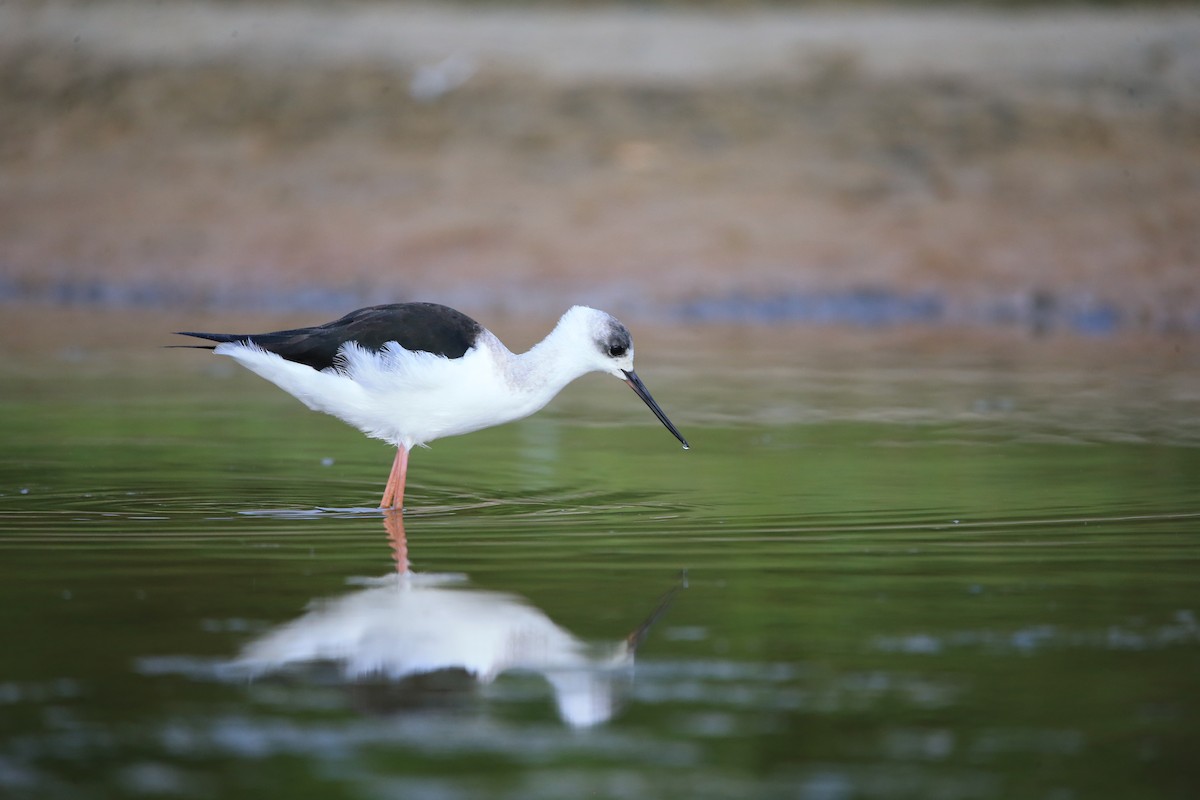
xmin=213 ymin=306 xmax=635 ymax=450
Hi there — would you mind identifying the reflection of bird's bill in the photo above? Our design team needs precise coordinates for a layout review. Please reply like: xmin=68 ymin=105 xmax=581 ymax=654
xmin=622 ymin=369 xmax=690 ymax=449
xmin=627 ymin=571 xmax=688 ymax=652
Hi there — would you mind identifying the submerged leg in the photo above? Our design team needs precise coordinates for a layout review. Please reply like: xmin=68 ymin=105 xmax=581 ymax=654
xmin=379 ymin=446 xmax=409 ymax=510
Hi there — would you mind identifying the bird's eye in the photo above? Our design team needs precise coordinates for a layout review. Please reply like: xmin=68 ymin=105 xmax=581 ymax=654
xmin=608 ymin=343 xmax=627 ymax=358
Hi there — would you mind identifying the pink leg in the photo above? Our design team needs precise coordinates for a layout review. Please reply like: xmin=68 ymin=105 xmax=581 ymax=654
xmin=379 ymin=446 xmax=409 ymax=510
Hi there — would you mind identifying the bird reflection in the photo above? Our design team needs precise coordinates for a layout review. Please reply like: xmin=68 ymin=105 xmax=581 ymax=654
xmin=231 ymin=510 xmax=680 ymax=727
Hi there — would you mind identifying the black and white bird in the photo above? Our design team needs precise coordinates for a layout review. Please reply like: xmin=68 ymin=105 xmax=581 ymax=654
xmin=177 ymin=303 xmax=689 ymax=509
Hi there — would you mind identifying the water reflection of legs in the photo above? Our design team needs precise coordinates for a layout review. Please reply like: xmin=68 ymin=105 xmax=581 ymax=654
xmin=383 ymin=508 xmax=409 ymax=574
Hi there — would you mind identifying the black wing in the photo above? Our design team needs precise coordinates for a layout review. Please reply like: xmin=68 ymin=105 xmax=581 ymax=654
xmin=175 ymin=303 xmax=483 ymax=370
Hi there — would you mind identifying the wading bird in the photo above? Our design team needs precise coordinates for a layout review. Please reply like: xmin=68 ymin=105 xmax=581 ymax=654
xmin=177 ymin=302 xmax=689 ymax=509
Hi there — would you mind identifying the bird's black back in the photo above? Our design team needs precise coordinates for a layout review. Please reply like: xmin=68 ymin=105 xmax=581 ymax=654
xmin=176 ymin=303 xmax=484 ymax=370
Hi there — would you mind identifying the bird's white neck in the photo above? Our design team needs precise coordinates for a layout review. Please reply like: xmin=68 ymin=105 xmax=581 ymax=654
xmin=511 ymin=333 xmax=592 ymax=395
xmin=501 ymin=316 xmax=605 ymax=407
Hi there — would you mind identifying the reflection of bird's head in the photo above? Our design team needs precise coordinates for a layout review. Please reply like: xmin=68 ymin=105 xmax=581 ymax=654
xmin=546 ymin=649 xmax=634 ymax=728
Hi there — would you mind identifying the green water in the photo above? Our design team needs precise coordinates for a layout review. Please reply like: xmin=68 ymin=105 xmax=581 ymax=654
xmin=2 ymin=310 xmax=1199 ymax=799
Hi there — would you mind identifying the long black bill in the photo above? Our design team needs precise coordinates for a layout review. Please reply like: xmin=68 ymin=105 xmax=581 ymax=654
xmin=622 ymin=369 xmax=690 ymax=450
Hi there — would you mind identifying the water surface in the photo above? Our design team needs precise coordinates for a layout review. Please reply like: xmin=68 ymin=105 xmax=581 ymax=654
xmin=2 ymin=308 xmax=1198 ymax=799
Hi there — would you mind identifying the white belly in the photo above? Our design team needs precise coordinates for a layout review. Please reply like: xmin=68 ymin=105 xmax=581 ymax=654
xmin=215 ymin=340 xmax=546 ymax=449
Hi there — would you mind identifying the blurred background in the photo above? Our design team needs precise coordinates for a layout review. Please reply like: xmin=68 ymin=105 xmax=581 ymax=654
xmin=3 ymin=7 xmax=1200 ymax=798
xmin=1 ymin=0 xmax=1197 ymax=334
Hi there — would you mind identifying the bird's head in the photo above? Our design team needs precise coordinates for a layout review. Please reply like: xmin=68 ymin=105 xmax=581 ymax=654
xmin=559 ymin=306 xmax=689 ymax=450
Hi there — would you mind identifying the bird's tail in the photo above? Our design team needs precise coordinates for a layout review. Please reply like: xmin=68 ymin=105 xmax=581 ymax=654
xmin=168 ymin=331 xmax=254 ymax=351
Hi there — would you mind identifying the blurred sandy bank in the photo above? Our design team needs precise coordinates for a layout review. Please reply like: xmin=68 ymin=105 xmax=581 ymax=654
xmin=1 ymin=2 xmax=1197 ymax=333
